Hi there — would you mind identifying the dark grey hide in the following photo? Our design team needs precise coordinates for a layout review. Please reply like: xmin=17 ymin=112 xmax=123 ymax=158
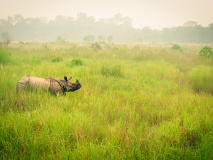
xmin=16 ymin=75 xmax=81 ymax=96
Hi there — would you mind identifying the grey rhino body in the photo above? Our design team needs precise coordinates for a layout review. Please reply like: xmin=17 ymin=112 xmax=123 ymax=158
xmin=16 ymin=75 xmax=81 ymax=96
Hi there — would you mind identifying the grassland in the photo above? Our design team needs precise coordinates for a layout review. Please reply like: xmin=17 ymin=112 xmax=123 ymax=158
xmin=0 ymin=42 xmax=213 ymax=159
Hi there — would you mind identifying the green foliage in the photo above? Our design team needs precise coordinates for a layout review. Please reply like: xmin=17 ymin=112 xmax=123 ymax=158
xmin=3 ymin=39 xmax=11 ymax=46
xmin=51 ymin=56 xmax=63 ymax=63
xmin=107 ymin=35 xmax=113 ymax=44
xmin=67 ymin=58 xmax=83 ymax=67
xmin=19 ymin=41 xmax=24 ymax=45
xmin=1 ymin=32 xmax=10 ymax=41
xmin=101 ymin=65 xmax=123 ymax=77
xmin=97 ymin=35 xmax=105 ymax=43
xmin=0 ymin=48 xmax=11 ymax=64
xmin=199 ymin=46 xmax=213 ymax=57
xmin=189 ymin=66 xmax=213 ymax=94
xmin=56 ymin=36 xmax=66 ymax=44
xmin=83 ymin=35 xmax=95 ymax=43
xmin=91 ymin=42 xmax=102 ymax=50
xmin=171 ymin=44 xmax=183 ymax=52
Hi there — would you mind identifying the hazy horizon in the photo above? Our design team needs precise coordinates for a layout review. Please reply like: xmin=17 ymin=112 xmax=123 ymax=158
xmin=1 ymin=0 xmax=213 ymax=29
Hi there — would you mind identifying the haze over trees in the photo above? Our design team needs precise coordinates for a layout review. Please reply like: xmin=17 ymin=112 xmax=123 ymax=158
xmin=0 ymin=13 xmax=213 ymax=43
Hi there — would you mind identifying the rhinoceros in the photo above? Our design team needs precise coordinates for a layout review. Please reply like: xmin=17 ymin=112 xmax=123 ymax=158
xmin=16 ymin=75 xmax=81 ymax=96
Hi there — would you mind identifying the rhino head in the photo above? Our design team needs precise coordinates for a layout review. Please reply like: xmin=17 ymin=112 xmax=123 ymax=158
xmin=61 ymin=76 xmax=81 ymax=92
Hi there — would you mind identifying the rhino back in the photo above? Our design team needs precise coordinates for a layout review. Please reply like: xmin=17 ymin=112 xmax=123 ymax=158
xmin=28 ymin=76 xmax=50 ymax=90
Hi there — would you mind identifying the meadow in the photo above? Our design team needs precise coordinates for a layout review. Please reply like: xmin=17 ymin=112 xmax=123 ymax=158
xmin=0 ymin=42 xmax=213 ymax=159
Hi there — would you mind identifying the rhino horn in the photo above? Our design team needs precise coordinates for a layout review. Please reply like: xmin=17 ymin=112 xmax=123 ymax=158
xmin=76 ymin=79 xmax=79 ymax=83
xmin=68 ymin=76 xmax=72 ymax=81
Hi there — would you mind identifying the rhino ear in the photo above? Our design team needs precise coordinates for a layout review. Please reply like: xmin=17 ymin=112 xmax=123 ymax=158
xmin=64 ymin=76 xmax=68 ymax=81
xmin=68 ymin=76 xmax=72 ymax=81
xmin=76 ymin=79 xmax=79 ymax=83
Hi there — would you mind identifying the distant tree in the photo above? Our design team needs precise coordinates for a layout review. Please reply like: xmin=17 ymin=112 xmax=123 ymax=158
xmin=183 ymin=21 xmax=199 ymax=27
xmin=55 ymin=15 xmax=67 ymax=23
xmin=56 ymin=36 xmax=66 ymax=44
xmin=1 ymin=32 xmax=10 ymax=41
xmin=7 ymin=16 xmax=14 ymax=25
xmin=83 ymin=35 xmax=95 ymax=43
xmin=141 ymin=27 xmax=156 ymax=42
xmin=113 ymin=13 xmax=132 ymax=26
xmin=107 ymin=35 xmax=113 ymax=43
xmin=209 ymin=23 xmax=213 ymax=29
xmin=76 ymin=13 xmax=95 ymax=29
xmin=97 ymin=35 xmax=105 ymax=43
xmin=0 ymin=13 xmax=213 ymax=43
xmin=14 ymin=14 xmax=24 ymax=24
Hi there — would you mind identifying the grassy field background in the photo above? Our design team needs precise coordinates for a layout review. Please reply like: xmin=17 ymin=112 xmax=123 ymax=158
xmin=0 ymin=42 xmax=213 ymax=159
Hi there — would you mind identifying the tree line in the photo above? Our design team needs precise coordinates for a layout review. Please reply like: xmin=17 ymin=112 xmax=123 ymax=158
xmin=0 ymin=13 xmax=213 ymax=43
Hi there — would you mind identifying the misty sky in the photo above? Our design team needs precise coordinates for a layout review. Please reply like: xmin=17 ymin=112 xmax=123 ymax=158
xmin=1 ymin=0 xmax=213 ymax=29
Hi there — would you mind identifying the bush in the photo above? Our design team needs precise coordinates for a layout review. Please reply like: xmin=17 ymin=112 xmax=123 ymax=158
xmin=0 ymin=48 xmax=11 ymax=64
xmin=101 ymin=65 xmax=123 ymax=77
xmin=68 ymin=58 xmax=83 ymax=67
xmin=199 ymin=46 xmax=213 ymax=57
xmin=56 ymin=36 xmax=66 ymax=44
xmin=51 ymin=57 xmax=63 ymax=63
xmin=31 ymin=57 xmax=42 ymax=64
xmin=19 ymin=41 xmax=24 ymax=45
xmin=171 ymin=44 xmax=183 ymax=52
xmin=91 ymin=42 xmax=103 ymax=50
xmin=189 ymin=66 xmax=213 ymax=94
xmin=3 ymin=39 xmax=11 ymax=46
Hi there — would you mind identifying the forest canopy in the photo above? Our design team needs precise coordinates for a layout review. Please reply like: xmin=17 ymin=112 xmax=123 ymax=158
xmin=0 ymin=13 xmax=213 ymax=43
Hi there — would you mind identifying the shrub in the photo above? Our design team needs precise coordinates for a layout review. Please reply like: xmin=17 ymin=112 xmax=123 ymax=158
xmin=31 ymin=57 xmax=42 ymax=64
xmin=91 ymin=42 xmax=102 ymax=50
xmin=171 ymin=44 xmax=183 ymax=52
xmin=19 ymin=41 xmax=24 ymax=45
xmin=101 ymin=65 xmax=123 ymax=77
xmin=51 ymin=57 xmax=63 ymax=63
xmin=83 ymin=35 xmax=95 ymax=43
xmin=68 ymin=58 xmax=83 ymax=67
xmin=56 ymin=36 xmax=66 ymax=44
xmin=3 ymin=39 xmax=11 ymax=46
xmin=0 ymin=48 xmax=11 ymax=64
xmin=199 ymin=46 xmax=213 ymax=57
xmin=189 ymin=66 xmax=213 ymax=94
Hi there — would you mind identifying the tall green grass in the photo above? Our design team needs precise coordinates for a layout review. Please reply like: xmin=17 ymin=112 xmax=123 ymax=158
xmin=0 ymin=47 xmax=11 ymax=64
xmin=189 ymin=65 xmax=213 ymax=94
xmin=0 ymin=42 xmax=213 ymax=159
xmin=101 ymin=65 xmax=123 ymax=77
